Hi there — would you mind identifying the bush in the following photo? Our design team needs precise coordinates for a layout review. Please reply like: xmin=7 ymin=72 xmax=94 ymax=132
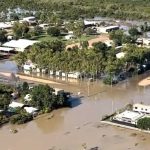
xmin=0 ymin=115 xmax=9 ymax=125
xmin=103 ymin=76 xmax=118 ymax=85
xmin=47 ymin=27 xmax=60 ymax=37
xmin=10 ymin=113 xmax=33 ymax=124
xmin=137 ymin=117 xmax=150 ymax=130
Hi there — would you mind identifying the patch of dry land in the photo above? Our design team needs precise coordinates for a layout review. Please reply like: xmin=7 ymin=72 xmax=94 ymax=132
xmin=66 ymin=34 xmax=109 ymax=49
xmin=138 ymin=77 xmax=150 ymax=86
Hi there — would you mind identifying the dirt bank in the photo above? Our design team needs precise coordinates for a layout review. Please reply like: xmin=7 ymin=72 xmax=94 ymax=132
xmin=138 ymin=77 xmax=150 ymax=86
xmin=66 ymin=34 xmax=109 ymax=49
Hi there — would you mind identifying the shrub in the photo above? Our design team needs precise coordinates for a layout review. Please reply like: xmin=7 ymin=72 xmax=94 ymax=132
xmin=47 ymin=27 xmax=60 ymax=37
xmin=103 ymin=76 xmax=118 ymax=85
xmin=137 ymin=117 xmax=150 ymax=130
xmin=0 ymin=115 xmax=9 ymax=125
xmin=10 ymin=113 xmax=33 ymax=124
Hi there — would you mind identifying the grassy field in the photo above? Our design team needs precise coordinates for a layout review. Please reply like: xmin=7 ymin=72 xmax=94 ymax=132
xmin=31 ymin=34 xmax=97 ymax=45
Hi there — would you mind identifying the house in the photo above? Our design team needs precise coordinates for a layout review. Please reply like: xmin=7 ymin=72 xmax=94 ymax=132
xmin=133 ymin=103 xmax=150 ymax=114
xmin=0 ymin=22 xmax=12 ymax=29
xmin=96 ymin=26 xmax=119 ymax=33
xmin=3 ymin=39 xmax=38 ymax=52
xmin=68 ymin=72 xmax=82 ymax=79
xmin=84 ymin=18 xmax=102 ymax=26
xmin=136 ymin=38 xmax=143 ymax=45
xmin=24 ymin=107 xmax=38 ymax=114
xmin=53 ymin=88 xmax=64 ymax=95
xmin=23 ymin=16 xmax=36 ymax=24
xmin=49 ymin=70 xmax=55 ymax=76
xmin=0 ymin=47 xmax=15 ymax=55
xmin=9 ymin=102 xmax=24 ymax=108
xmin=23 ymin=60 xmax=36 ymax=70
xmin=56 ymin=70 xmax=62 ymax=76
xmin=143 ymin=38 xmax=150 ymax=46
xmin=39 ymin=24 xmax=49 ymax=30
xmin=113 ymin=110 xmax=144 ymax=125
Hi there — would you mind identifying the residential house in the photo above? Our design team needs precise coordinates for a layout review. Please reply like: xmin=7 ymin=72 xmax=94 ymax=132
xmin=133 ymin=103 xmax=150 ymax=114
xmin=3 ymin=39 xmax=39 ymax=52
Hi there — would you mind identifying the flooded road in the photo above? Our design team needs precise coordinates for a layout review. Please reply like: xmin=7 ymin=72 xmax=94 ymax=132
xmin=0 ymin=61 xmax=150 ymax=150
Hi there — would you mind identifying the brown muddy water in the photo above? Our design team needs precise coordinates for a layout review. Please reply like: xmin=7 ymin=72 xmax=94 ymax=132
xmin=0 ymin=61 xmax=150 ymax=150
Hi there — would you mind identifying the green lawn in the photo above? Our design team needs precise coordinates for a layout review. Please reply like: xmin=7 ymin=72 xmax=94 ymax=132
xmin=31 ymin=34 xmax=97 ymax=45
xmin=65 ymin=35 xmax=98 ymax=45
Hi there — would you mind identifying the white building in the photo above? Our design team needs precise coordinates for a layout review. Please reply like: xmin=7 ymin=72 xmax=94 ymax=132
xmin=113 ymin=110 xmax=144 ymax=125
xmin=96 ymin=26 xmax=119 ymax=33
xmin=23 ymin=60 xmax=36 ymax=70
xmin=24 ymin=107 xmax=38 ymax=114
xmin=0 ymin=47 xmax=14 ymax=54
xmin=84 ymin=19 xmax=102 ymax=26
xmin=39 ymin=24 xmax=49 ymax=30
xmin=143 ymin=38 xmax=150 ymax=46
xmin=3 ymin=39 xmax=38 ymax=52
xmin=9 ymin=102 xmax=24 ymax=108
xmin=68 ymin=72 xmax=82 ymax=79
xmin=49 ymin=70 xmax=55 ymax=76
xmin=53 ymin=88 xmax=64 ymax=95
xmin=56 ymin=70 xmax=62 ymax=76
xmin=0 ymin=22 xmax=12 ymax=29
xmin=133 ymin=103 xmax=150 ymax=114
xmin=23 ymin=16 xmax=36 ymax=24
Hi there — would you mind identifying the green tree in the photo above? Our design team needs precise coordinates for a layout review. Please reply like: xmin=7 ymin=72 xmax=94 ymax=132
xmin=137 ymin=117 xmax=150 ymax=130
xmin=92 ymin=42 xmax=108 ymax=57
xmin=109 ymin=30 xmax=124 ymax=46
xmin=0 ymin=30 xmax=7 ymax=43
xmin=84 ymin=27 xmax=96 ymax=35
xmin=13 ymin=52 xmax=27 ymax=66
xmin=47 ymin=27 xmax=60 ymax=37
xmin=0 ymin=94 xmax=11 ymax=110
xmin=129 ymin=27 xmax=140 ymax=37
xmin=12 ymin=22 xmax=29 ymax=38
xmin=80 ymin=40 xmax=89 ymax=49
xmin=33 ymin=26 xmax=43 ymax=36
xmin=22 ymin=82 xmax=29 ymax=94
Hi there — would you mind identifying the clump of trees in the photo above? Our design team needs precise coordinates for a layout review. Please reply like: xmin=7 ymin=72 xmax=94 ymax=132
xmin=14 ymin=37 xmax=150 ymax=83
xmin=10 ymin=108 xmax=33 ymax=124
xmin=0 ymin=82 xmax=70 ymax=126
xmin=137 ymin=117 xmax=150 ymax=130
xmin=0 ymin=84 xmax=13 ymax=110
xmin=12 ymin=22 xmax=29 ymax=39
xmin=109 ymin=30 xmax=133 ymax=46
xmin=0 ymin=30 xmax=7 ymax=43
xmin=29 ymin=84 xmax=67 ymax=112
xmin=47 ymin=27 xmax=61 ymax=37
xmin=1 ymin=0 xmax=150 ymax=22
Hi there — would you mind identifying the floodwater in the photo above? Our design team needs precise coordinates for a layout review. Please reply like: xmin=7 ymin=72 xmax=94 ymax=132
xmin=0 ymin=60 xmax=18 ymax=73
xmin=1 ymin=61 xmax=150 ymax=150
